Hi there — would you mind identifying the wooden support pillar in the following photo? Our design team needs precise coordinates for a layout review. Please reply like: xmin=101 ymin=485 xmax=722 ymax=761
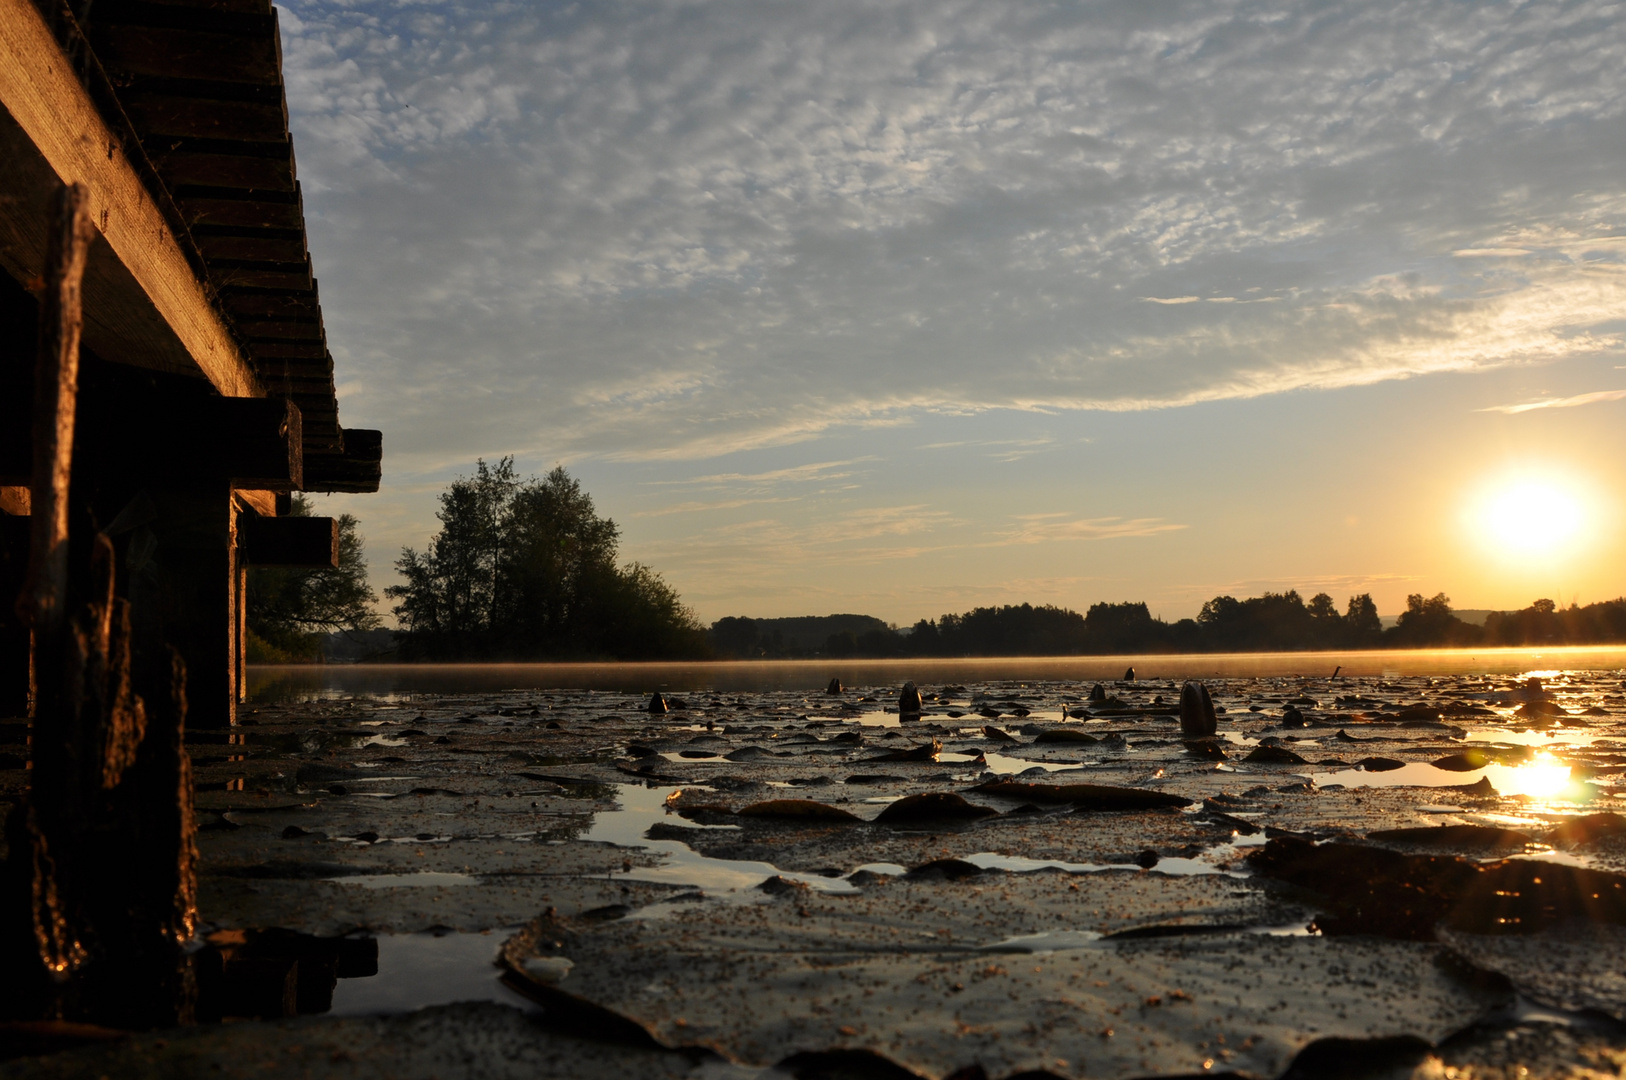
xmin=236 ymin=560 xmax=247 ymax=705
xmin=142 ymin=483 xmax=238 ymax=730
xmin=0 ymin=491 xmax=28 ymax=718
xmin=50 ymin=392 xmax=304 ymax=732
xmin=2 ymin=185 xmax=198 ymax=1027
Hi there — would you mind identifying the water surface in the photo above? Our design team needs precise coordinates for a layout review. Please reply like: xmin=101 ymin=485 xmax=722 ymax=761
xmin=247 ymin=646 xmax=1626 ymax=701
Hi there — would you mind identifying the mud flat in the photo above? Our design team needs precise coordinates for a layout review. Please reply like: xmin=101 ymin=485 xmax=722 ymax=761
xmin=6 ymin=667 xmax=1626 ymax=1078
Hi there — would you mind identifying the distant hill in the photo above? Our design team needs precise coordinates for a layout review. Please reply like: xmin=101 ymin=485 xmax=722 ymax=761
xmin=1380 ymin=609 xmax=1497 ymax=629
xmin=709 ymin=614 xmax=892 ymax=657
xmin=322 ymin=629 xmax=399 ymax=662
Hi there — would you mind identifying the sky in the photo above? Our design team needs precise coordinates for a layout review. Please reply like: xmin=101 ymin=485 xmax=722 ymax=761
xmin=279 ymin=0 xmax=1626 ymax=627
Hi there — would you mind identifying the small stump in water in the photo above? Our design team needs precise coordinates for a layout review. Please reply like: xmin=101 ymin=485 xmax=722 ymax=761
xmin=1179 ymin=681 xmax=1217 ymax=737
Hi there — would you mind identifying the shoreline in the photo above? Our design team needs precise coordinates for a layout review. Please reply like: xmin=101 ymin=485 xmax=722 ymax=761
xmin=246 ymin=645 xmax=1626 ymax=698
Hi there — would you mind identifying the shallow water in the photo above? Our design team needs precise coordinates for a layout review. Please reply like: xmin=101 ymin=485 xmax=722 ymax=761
xmin=579 ymin=780 xmax=1266 ymax=902
xmin=246 ymin=645 xmax=1626 ymax=701
xmin=589 ymin=784 xmax=862 ymax=896
xmin=326 ymin=930 xmax=536 ymax=1016
xmin=323 ymin=871 xmax=481 ymax=889
xmin=197 ymin=659 xmax=1626 ymax=1076
xmin=1309 ymin=758 xmax=1594 ymax=801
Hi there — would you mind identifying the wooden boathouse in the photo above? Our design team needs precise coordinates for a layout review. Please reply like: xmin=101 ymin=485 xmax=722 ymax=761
xmin=1 ymin=0 xmax=379 ymax=1024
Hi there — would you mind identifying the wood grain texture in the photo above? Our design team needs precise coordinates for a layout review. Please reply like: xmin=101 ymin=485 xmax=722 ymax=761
xmin=0 ymin=0 xmax=259 ymax=398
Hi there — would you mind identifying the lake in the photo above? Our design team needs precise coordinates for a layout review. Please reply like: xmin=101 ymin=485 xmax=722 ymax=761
xmin=245 ymin=644 xmax=1626 ymax=701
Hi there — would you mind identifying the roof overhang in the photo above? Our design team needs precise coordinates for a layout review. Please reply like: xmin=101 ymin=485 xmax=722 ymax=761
xmin=0 ymin=0 xmax=260 ymax=397
xmin=0 ymin=0 xmax=379 ymax=494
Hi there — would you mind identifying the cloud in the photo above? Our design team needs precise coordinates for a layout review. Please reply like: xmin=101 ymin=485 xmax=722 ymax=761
xmin=654 ymin=459 xmax=874 ymax=491
xmin=278 ymin=0 xmax=1626 ymax=470
xmin=1479 ymin=388 xmax=1626 ymax=414
xmin=630 ymin=497 xmax=795 ymax=518
xmin=278 ymin=0 xmax=1626 ymax=621
xmin=917 ymin=436 xmax=1056 ymax=461
xmin=989 ymin=515 xmax=1188 ymax=546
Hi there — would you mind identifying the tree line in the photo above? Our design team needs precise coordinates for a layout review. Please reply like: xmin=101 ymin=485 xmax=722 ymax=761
xmin=247 ymin=459 xmax=708 ymax=662
xmin=246 ymin=466 xmax=1626 ymax=662
xmin=386 ymin=459 xmax=707 ymax=660
xmin=708 ymin=591 xmax=1626 ymax=658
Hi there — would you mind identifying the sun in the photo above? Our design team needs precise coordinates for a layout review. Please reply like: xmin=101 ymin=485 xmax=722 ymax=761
xmin=1468 ymin=471 xmax=1588 ymax=561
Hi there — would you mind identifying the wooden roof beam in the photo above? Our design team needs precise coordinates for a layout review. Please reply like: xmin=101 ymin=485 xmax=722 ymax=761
xmin=0 ymin=0 xmax=260 ymax=398
xmin=304 ymin=428 xmax=381 ymax=494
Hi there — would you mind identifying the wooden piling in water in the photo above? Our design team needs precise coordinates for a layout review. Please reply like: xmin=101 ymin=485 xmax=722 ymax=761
xmin=2 ymin=185 xmax=198 ymax=1027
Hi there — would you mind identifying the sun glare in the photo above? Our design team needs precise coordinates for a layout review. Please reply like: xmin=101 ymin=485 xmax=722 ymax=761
xmin=1494 ymin=753 xmax=1574 ymax=800
xmin=1468 ymin=472 xmax=1588 ymax=562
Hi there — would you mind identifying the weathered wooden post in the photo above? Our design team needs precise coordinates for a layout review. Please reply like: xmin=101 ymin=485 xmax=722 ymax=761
xmin=0 ymin=491 xmax=27 ymax=718
xmin=4 ymin=182 xmax=99 ymax=1014
xmin=1 ymin=184 xmax=198 ymax=1028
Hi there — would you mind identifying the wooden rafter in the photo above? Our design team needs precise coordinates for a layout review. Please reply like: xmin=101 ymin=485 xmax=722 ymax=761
xmin=0 ymin=0 xmax=261 ymax=399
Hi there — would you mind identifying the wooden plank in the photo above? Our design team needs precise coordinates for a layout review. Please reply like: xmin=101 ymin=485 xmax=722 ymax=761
xmin=192 ymin=233 xmax=306 ymax=263
xmin=237 ymin=320 xmax=322 ymax=341
xmin=121 ymin=93 xmax=287 ymax=142
xmin=207 ymin=264 xmax=312 ymax=291
xmin=115 ymin=0 xmax=273 ymax=18
xmin=218 ymin=289 xmax=318 ymax=317
xmin=87 ymin=25 xmax=281 ymax=85
xmin=92 ymin=0 xmax=276 ymax=36
xmin=245 ymin=342 xmax=325 ymax=361
xmin=0 ymin=0 xmax=259 ymax=397
xmin=137 ymin=0 xmax=273 ymax=17
xmin=7 ymin=394 xmax=304 ymax=491
xmin=232 ymin=488 xmax=275 ymax=516
xmin=181 ymin=195 xmax=303 ymax=230
xmin=239 ymin=515 xmax=336 ymax=567
xmin=303 ymin=428 xmax=381 ymax=494
xmin=0 ymin=486 xmax=28 ymax=515
xmin=258 ymin=378 xmax=335 ymax=396
xmin=154 ymin=149 xmax=294 ymax=192
xmin=256 ymin=380 xmax=333 ymax=398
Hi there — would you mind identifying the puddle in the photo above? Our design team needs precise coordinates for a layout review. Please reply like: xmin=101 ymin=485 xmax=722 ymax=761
xmin=592 ymin=784 xmax=859 ymax=896
xmin=850 ymin=862 xmax=909 ymax=877
xmin=585 ymin=780 xmax=1267 ymax=908
xmin=1309 ymin=757 xmax=1594 ymax=800
xmin=962 ymin=852 xmax=1115 ymax=874
xmin=982 ymin=929 xmax=1105 ymax=952
xmin=981 ymin=752 xmax=1087 ymax=774
xmin=326 ymin=930 xmax=536 ymax=1016
xmin=1465 ymin=730 xmax=1604 ymax=748
xmin=322 ymin=871 xmax=481 ymax=889
xmin=982 ymin=912 xmax=1310 ymax=953
xmin=963 ymin=839 xmax=1254 ymax=879
xmin=1508 ymin=848 xmax=1599 ymax=869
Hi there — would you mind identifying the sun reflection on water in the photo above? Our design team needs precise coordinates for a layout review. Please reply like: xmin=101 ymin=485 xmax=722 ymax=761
xmin=1492 ymin=752 xmax=1572 ymax=799
xmin=1312 ymin=752 xmax=1586 ymax=802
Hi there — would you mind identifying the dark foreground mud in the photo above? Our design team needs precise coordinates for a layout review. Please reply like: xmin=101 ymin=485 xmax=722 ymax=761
xmin=5 ymin=669 xmax=1626 ymax=1078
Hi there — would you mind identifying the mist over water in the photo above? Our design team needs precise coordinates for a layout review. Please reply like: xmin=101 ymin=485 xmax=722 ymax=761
xmin=247 ymin=646 xmax=1626 ymax=701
